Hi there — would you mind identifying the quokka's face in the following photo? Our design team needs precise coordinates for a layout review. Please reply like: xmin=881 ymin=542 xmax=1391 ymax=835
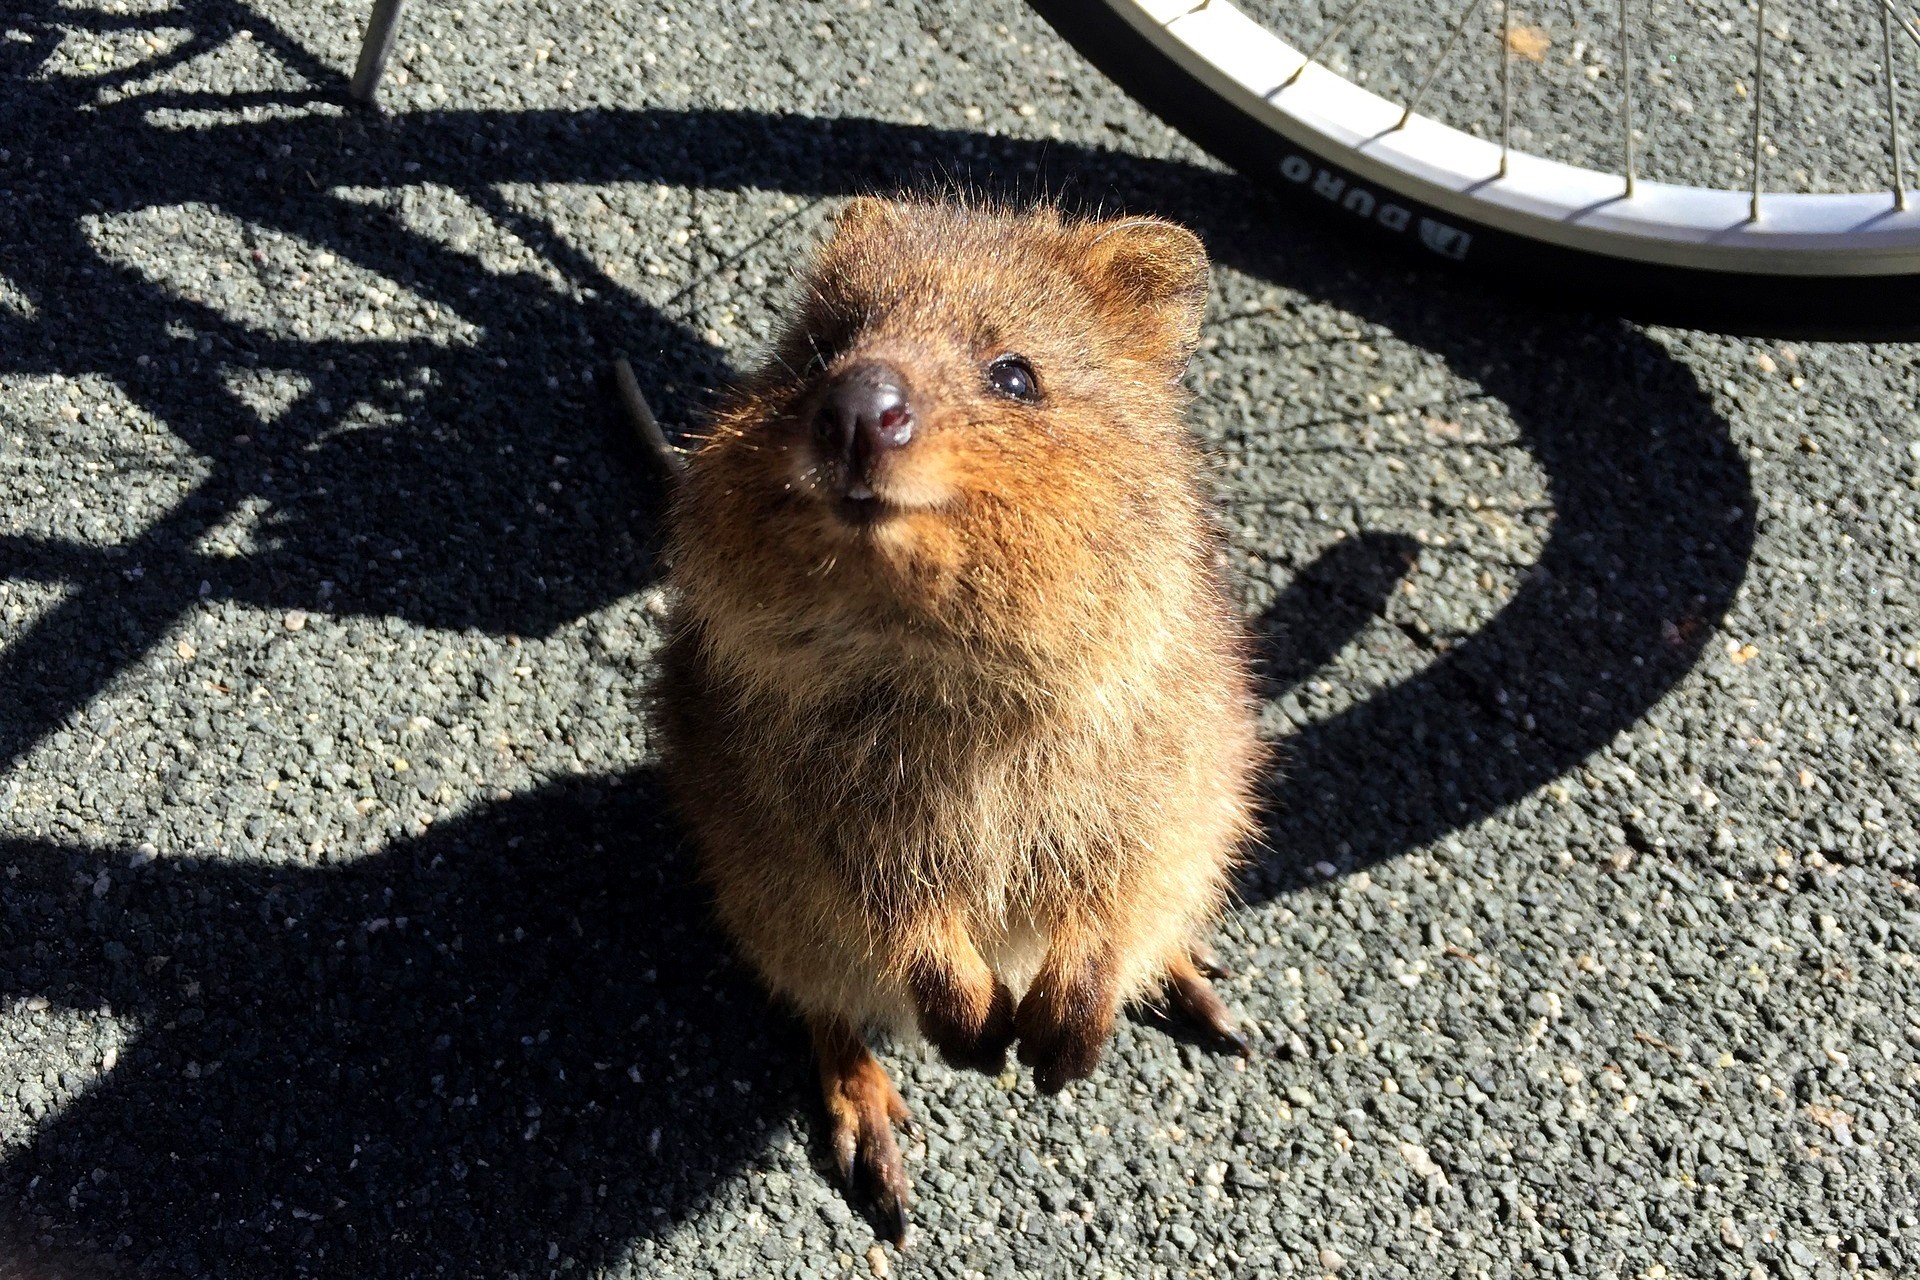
xmin=679 ymin=199 xmax=1211 ymax=632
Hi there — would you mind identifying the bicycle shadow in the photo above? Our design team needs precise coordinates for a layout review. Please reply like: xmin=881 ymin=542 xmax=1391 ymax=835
xmin=1 ymin=0 xmax=1754 ymax=1272
xmin=0 ymin=0 xmax=716 ymax=768
xmin=1 ymin=775 xmax=796 ymax=1279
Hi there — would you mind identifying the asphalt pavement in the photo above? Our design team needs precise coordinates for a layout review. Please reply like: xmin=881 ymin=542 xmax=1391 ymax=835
xmin=1 ymin=2 xmax=1917 ymax=1278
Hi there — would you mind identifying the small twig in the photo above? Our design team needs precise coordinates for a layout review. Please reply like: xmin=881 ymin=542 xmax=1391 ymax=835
xmin=612 ymin=357 xmax=686 ymax=480
xmin=1633 ymin=1029 xmax=1684 ymax=1059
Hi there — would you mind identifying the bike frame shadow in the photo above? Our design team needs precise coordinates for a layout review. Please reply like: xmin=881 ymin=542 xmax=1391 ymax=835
xmin=1 ymin=1 xmax=1754 ymax=1273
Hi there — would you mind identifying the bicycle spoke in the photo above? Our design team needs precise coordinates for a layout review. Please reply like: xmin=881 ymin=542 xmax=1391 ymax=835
xmin=1398 ymin=0 xmax=1491 ymax=129
xmin=1619 ymin=0 xmax=1636 ymax=196
xmin=1886 ymin=0 xmax=1911 ymax=210
xmin=1499 ymin=0 xmax=1513 ymax=178
xmin=1749 ymin=0 xmax=1767 ymax=221
xmin=1887 ymin=0 xmax=1920 ymax=50
xmin=1282 ymin=0 xmax=1374 ymax=91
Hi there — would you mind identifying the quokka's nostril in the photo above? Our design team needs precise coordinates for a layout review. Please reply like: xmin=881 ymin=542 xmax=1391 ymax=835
xmin=874 ymin=402 xmax=911 ymax=442
xmin=814 ymin=400 xmax=856 ymax=451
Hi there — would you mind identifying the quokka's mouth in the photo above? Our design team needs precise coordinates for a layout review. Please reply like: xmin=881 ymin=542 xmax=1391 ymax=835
xmin=835 ymin=485 xmax=897 ymax=526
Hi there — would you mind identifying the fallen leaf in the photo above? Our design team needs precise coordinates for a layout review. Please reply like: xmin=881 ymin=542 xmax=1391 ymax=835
xmin=1807 ymin=1103 xmax=1855 ymax=1145
xmin=1506 ymin=25 xmax=1551 ymax=62
xmin=1399 ymin=1141 xmax=1447 ymax=1181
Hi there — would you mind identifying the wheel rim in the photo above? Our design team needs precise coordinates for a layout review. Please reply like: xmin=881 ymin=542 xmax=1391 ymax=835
xmin=1108 ymin=0 xmax=1920 ymax=274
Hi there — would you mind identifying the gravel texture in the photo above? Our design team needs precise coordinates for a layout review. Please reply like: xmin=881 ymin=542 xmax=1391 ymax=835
xmin=2 ymin=2 xmax=1918 ymax=1279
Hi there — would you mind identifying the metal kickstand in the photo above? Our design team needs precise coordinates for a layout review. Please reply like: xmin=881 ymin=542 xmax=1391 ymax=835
xmin=349 ymin=0 xmax=406 ymax=105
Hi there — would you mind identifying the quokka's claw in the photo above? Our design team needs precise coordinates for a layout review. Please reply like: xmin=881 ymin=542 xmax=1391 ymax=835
xmin=1166 ymin=952 xmax=1251 ymax=1056
xmin=881 ymin=1196 xmax=910 ymax=1247
xmin=831 ymin=1122 xmax=862 ymax=1186
xmin=1189 ymin=942 xmax=1232 ymax=980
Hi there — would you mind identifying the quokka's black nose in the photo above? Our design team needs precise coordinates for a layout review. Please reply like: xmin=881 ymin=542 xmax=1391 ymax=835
xmin=814 ymin=362 xmax=913 ymax=470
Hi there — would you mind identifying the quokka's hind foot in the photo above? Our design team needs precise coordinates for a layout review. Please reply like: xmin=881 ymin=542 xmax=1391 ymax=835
xmin=809 ymin=1014 xmax=913 ymax=1244
xmin=1163 ymin=950 xmax=1252 ymax=1058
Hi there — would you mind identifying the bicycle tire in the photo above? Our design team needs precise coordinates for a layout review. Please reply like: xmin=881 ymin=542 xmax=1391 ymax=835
xmin=1030 ymin=0 xmax=1920 ymax=339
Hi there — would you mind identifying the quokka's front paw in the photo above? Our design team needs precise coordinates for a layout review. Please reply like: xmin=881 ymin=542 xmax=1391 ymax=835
xmin=917 ymin=977 xmax=1016 ymax=1075
xmin=1014 ymin=971 xmax=1115 ymax=1094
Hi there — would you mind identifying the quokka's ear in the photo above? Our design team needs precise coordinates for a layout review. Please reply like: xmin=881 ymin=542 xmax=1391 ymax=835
xmin=830 ymin=196 xmax=903 ymax=244
xmin=1077 ymin=217 xmax=1211 ymax=367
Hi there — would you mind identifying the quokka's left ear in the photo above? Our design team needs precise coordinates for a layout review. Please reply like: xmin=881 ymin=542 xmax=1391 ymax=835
xmin=1076 ymin=217 xmax=1211 ymax=369
xmin=830 ymin=195 xmax=903 ymax=243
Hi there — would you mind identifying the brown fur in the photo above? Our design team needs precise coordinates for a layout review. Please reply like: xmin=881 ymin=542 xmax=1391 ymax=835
xmin=654 ymin=198 xmax=1263 ymax=1234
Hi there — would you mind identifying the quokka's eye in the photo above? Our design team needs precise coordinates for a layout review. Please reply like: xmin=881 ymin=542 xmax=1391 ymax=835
xmin=986 ymin=354 xmax=1040 ymax=403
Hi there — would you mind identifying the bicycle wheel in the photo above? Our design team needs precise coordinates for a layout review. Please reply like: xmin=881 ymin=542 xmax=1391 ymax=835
xmin=1031 ymin=0 xmax=1920 ymax=337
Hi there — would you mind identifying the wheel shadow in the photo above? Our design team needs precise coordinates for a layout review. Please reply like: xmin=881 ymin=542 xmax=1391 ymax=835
xmin=1235 ymin=297 xmax=1757 ymax=893
xmin=0 ymin=0 xmax=1752 ymax=1272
